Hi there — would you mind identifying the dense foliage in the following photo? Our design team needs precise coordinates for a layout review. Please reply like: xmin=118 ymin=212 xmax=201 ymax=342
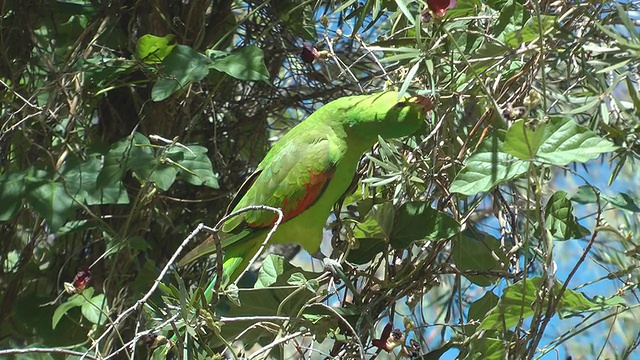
xmin=1 ymin=0 xmax=640 ymax=359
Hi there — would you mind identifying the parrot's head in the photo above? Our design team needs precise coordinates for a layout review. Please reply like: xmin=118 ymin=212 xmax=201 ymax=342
xmin=341 ymin=91 xmax=432 ymax=141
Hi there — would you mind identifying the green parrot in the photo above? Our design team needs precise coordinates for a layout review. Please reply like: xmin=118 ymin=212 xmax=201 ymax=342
xmin=180 ymin=91 xmax=430 ymax=298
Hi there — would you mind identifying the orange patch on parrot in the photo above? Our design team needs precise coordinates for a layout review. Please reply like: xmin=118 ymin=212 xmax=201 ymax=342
xmin=281 ymin=171 xmax=334 ymax=223
xmin=242 ymin=170 xmax=334 ymax=229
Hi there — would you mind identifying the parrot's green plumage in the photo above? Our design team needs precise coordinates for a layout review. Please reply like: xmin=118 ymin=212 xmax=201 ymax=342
xmin=180 ymin=91 xmax=430 ymax=297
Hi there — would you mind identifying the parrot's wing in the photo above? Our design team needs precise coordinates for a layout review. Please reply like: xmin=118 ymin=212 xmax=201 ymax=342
xmin=222 ymin=131 xmax=338 ymax=236
xmin=178 ymin=130 xmax=338 ymax=268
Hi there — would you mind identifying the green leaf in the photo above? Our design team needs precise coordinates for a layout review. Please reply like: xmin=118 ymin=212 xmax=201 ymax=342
xmin=488 ymin=0 xmax=516 ymax=36
xmin=504 ymin=15 xmax=556 ymax=48
xmin=0 ymin=170 xmax=27 ymax=221
xmin=52 ymin=288 xmax=94 ymax=329
xmin=152 ymin=45 xmax=212 ymax=101
xmin=81 ymin=293 xmax=108 ymax=325
xmin=135 ymin=34 xmax=176 ymax=63
xmin=398 ymin=60 xmax=420 ymax=99
xmin=287 ymin=272 xmax=307 ymax=287
xmin=465 ymin=332 xmax=508 ymax=360
xmin=143 ymin=161 xmax=178 ymax=191
xmin=352 ymin=202 xmax=395 ymax=240
xmin=97 ymin=132 xmax=153 ymax=188
xmin=545 ymin=191 xmax=590 ymax=240
xmin=421 ymin=343 xmax=456 ymax=360
xmin=25 ymin=180 xmax=78 ymax=232
xmin=571 ymin=185 xmax=599 ymax=204
xmin=60 ymin=154 xmax=130 ymax=205
xmin=559 ymin=294 xmax=627 ymax=318
xmin=451 ymin=118 xmax=618 ymax=196
xmin=535 ymin=117 xmax=619 ymax=165
xmin=56 ymin=220 xmax=92 ymax=237
xmin=59 ymin=156 xmax=96 ymax=200
xmin=210 ymin=45 xmax=269 ymax=82
xmin=390 ymin=201 xmax=460 ymax=249
xmin=479 ymin=277 xmax=624 ymax=333
xmin=255 ymin=254 xmax=285 ymax=288
xmin=572 ymin=186 xmax=640 ymax=212
xmin=468 ymin=292 xmax=499 ymax=322
xmin=347 ymin=237 xmax=387 ymax=264
xmin=87 ymin=180 xmax=130 ymax=205
xmin=452 ymin=231 xmax=508 ymax=286
xmin=557 ymin=290 xmax=626 ymax=318
xmin=606 ymin=192 xmax=640 ymax=212
xmin=169 ymin=145 xmax=219 ymax=188
xmin=450 ymin=133 xmax=529 ymax=196
xmin=225 ymin=284 xmax=240 ymax=307
xmin=394 ymin=0 xmax=415 ymax=26
xmin=503 ymin=119 xmax=546 ymax=159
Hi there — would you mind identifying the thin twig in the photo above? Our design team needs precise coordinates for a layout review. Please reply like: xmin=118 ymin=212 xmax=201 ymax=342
xmin=85 ymin=223 xmax=209 ymax=357
xmin=247 ymin=330 xmax=310 ymax=359
xmin=0 ymin=348 xmax=98 ymax=359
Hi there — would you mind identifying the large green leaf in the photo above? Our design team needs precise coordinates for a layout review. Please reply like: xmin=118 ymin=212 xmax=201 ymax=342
xmin=452 ymin=231 xmax=508 ymax=286
xmin=97 ymin=132 xmax=153 ymax=188
xmin=467 ymin=277 xmax=624 ymax=358
xmin=210 ymin=45 xmax=269 ymax=82
xmin=390 ymin=201 xmax=460 ymax=249
xmin=81 ymin=293 xmax=108 ymax=325
xmin=52 ymin=288 xmax=94 ymax=329
xmin=450 ymin=133 xmax=529 ymax=196
xmin=60 ymin=154 xmax=129 ymax=205
xmin=468 ymin=292 xmax=499 ymax=323
xmin=451 ymin=117 xmax=618 ymax=196
xmin=347 ymin=237 xmax=387 ymax=264
xmin=25 ymin=179 xmax=78 ymax=233
xmin=255 ymin=254 xmax=286 ymax=289
xmin=152 ymin=45 xmax=212 ymax=101
xmin=0 ymin=169 xmax=27 ymax=221
xmin=142 ymin=160 xmax=179 ymax=191
xmin=535 ymin=117 xmax=619 ymax=165
xmin=135 ymin=34 xmax=175 ymax=63
xmin=59 ymin=155 xmax=98 ymax=202
xmin=502 ymin=119 xmax=546 ymax=159
xmin=353 ymin=201 xmax=395 ymax=240
xmin=168 ymin=145 xmax=219 ymax=189
xmin=504 ymin=14 xmax=556 ymax=48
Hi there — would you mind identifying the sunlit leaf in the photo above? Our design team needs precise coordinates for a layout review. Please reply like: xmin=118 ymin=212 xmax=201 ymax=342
xmin=503 ymin=119 xmax=546 ymax=159
xmin=535 ymin=117 xmax=619 ymax=165
xmin=135 ymin=34 xmax=176 ymax=63
xmin=450 ymin=133 xmax=529 ymax=196
xmin=255 ymin=254 xmax=286 ymax=288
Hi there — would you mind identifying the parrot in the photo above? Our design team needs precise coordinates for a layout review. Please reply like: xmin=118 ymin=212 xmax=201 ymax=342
xmin=179 ymin=91 xmax=431 ymax=298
